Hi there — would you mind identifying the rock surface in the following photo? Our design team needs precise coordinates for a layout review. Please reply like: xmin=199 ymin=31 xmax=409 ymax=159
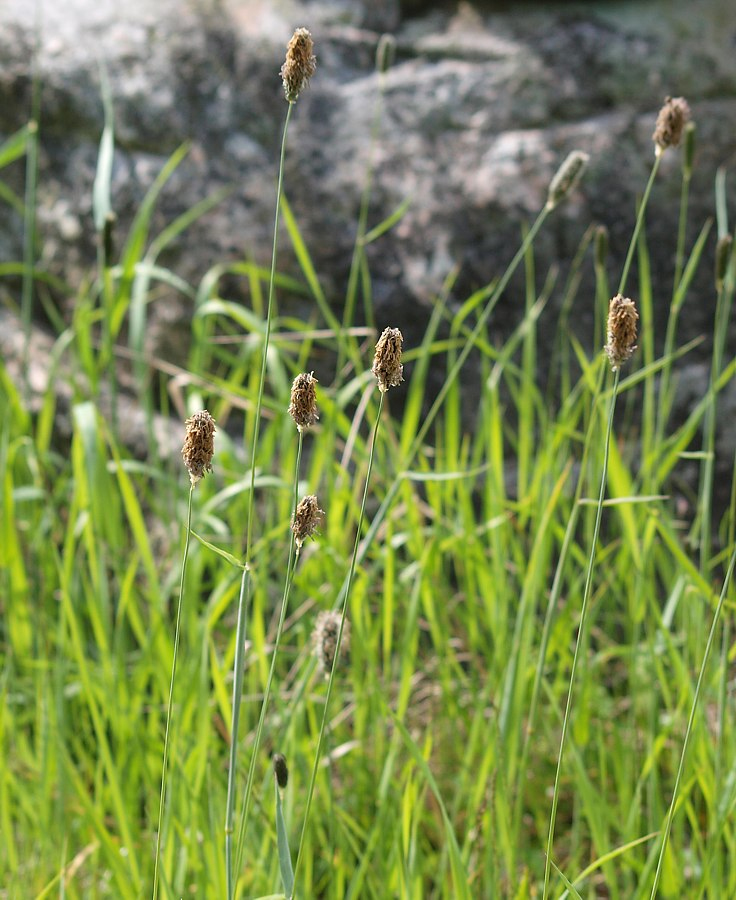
xmin=1 ymin=0 xmax=735 ymax=425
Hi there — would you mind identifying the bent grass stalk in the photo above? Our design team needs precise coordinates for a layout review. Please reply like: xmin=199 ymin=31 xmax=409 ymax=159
xmin=649 ymin=545 xmax=736 ymax=899
xmin=153 ymin=485 xmax=194 ymax=900
xmin=291 ymin=388 xmax=387 ymax=899
xmin=224 ymin=100 xmax=293 ymax=900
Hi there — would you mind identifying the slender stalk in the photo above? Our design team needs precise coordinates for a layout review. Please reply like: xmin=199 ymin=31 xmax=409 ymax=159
xmin=224 ymin=99 xmax=294 ymax=899
xmin=232 ymin=433 xmax=304 ymax=881
xmin=513 ymin=361 xmax=605 ymax=836
xmin=291 ymin=390 xmax=386 ymax=899
xmin=617 ymin=155 xmax=661 ymax=296
xmin=649 ymin=545 xmax=736 ymax=899
xmin=153 ymin=486 xmax=194 ymax=900
xmin=542 ymin=369 xmax=620 ymax=898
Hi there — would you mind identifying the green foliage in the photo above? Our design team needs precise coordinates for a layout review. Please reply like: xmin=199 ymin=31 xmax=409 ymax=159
xmin=1 ymin=74 xmax=736 ymax=900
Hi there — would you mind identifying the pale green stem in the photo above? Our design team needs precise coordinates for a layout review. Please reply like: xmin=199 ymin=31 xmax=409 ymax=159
xmin=649 ymin=545 xmax=736 ymax=899
xmin=225 ymin=98 xmax=294 ymax=899
xmin=542 ymin=369 xmax=620 ymax=899
xmin=232 ymin=433 xmax=304 ymax=882
xmin=291 ymin=390 xmax=386 ymax=899
xmin=153 ymin=485 xmax=194 ymax=899
xmin=617 ymin=154 xmax=662 ymax=297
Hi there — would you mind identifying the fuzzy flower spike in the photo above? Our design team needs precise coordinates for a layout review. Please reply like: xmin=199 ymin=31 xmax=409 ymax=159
xmin=604 ymin=295 xmax=639 ymax=371
xmin=291 ymin=495 xmax=324 ymax=548
xmin=281 ymin=27 xmax=317 ymax=102
xmin=181 ymin=410 xmax=216 ymax=486
xmin=653 ymin=96 xmax=691 ymax=156
xmin=372 ymin=327 xmax=404 ymax=392
xmin=312 ymin=610 xmax=350 ymax=676
xmin=289 ymin=372 xmax=319 ymax=431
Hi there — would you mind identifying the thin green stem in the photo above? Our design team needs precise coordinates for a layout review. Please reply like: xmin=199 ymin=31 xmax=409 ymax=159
xmin=542 ymin=368 xmax=620 ymax=899
xmin=291 ymin=389 xmax=386 ymax=899
xmin=617 ymin=155 xmax=661 ymax=297
xmin=513 ymin=360 xmax=605 ymax=837
xmin=224 ymin=99 xmax=294 ymax=899
xmin=153 ymin=485 xmax=194 ymax=900
xmin=649 ymin=545 xmax=736 ymax=899
xmin=232 ymin=432 xmax=304 ymax=882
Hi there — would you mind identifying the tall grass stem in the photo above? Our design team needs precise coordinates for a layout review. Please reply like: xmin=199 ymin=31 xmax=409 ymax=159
xmin=153 ymin=485 xmax=194 ymax=899
xmin=224 ymin=99 xmax=293 ymax=899
xmin=542 ymin=369 xmax=620 ymax=898
xmin=291 ymin=390 xmax=386 ymax=898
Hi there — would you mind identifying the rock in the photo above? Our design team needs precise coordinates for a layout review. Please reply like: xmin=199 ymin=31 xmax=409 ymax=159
xmin=0 ymin=0 xmax=735 ymax=416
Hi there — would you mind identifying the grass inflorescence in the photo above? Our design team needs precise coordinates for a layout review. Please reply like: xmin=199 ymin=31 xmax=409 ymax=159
xmin=1 ymin=30 xmax=736 ymax=900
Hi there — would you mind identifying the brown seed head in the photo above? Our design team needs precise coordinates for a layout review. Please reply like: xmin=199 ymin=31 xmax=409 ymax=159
xmin=653 ymin=96 xmax=691 ymax=156
xmin=272 ymin=753 xmax=289 ymax=789
xmin=312 ymin=610 xmax=350 ymax=677
xmin=546 ymin=150 xmax=589 ymax=210
xmin=181 ymin=410 xmax=216 ymax=486
xmin=289 ymin=372 xmax=319 ymax=431
xmin=372 ymin=327 xmax=404 ymax=392
xmin=291 ymin=495 xmax=324 ymax=548
xmin=604 ymin=295 xmax=639 ymax=371
xmin=280 ymin=27 xmax=316 ymax=102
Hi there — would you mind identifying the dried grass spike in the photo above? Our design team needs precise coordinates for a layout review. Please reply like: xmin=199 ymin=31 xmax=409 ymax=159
xmin=653 ymin=96 xmax=691 ymax=155
xmin=182 ymin=410 xmax=216 ymax=486
xmin=289 ymin=372 xmax=319 ymax=431
xmin=312 ymin=610 xmax=350 ymax=676
xmin=281 ymin=27 xmax=316 ymax=102
xmin=372 ymin=327 xmax=404 ymax=392
xmin=604 ymin=295 xmax=639 ymax=371
xmin=291 ymin=495 xmax=324 ymax=548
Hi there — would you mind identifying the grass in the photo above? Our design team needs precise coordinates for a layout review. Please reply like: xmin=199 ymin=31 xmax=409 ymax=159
xmin=1 ymin=35 xmax=736 ymax=900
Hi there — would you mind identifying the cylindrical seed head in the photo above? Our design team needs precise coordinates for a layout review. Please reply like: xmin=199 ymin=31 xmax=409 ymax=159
xmin=291 ymin=495 xmax=324 ymax=548
xmin=312 ymin=610 xmax=350 ymax=677
xmin=653 ymin=96 xmax=691 ymax=156
xmin=546 ymin=150 xmax=590 ymax=210
xmin=376 ymin=34 xmax=396 ymax=74
xmin=289 ymin=372 xmax=319 ymax=431
xmin=272 ymin=753 xmax=289 ymax=789
xmin=604 ymin=295 xmax=639 ymax=371
xmin=280 ymin=27 xmax=316 ymax=102
xmin=181 ymin=410 xmax=216 ymax=486
xmin=715 ymin=235 xmax=733 ymax=292
xmin=372 ymin=327 xmax=404 ymax=392
xmin=594 ymin=225 xmax=609 ymax=271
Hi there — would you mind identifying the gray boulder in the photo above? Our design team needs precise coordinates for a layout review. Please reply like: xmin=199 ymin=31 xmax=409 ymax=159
xmin=1 ymin=0 xmax=735 ymax=411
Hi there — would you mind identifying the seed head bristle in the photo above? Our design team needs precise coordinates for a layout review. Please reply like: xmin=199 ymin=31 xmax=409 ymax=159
xmin=272 ymin=753 xmax=289 ymax=789
xmin=604 ymin=295 xmax=639 ymax=371
xmin=289 ymin=371 xmax=319 ymax=431
xmin=280 ymin=27 xmax=316 ymax=102
xmin=181 ymin=410 xmax=216 ymax=487
xmin=372 ymin=327 xmax=404 ymax=393
xmin=312 ymin=610 xmax=350 ymax=677
xmin=653 ymin=96 xmax=691 ymax=156
xmin=291 ymin=495 xmax=324 ymax=548
xmin=546 ymin=150 xmax=590 ymax=210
